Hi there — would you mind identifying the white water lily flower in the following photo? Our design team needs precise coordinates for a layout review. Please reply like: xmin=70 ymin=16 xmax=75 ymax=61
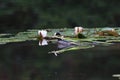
xmin=38 ymin=30 xmax=48 ymax=46
xmin=74 ymin=26 xmax=83 ymax=35
xmin=38 ymin=30 xmax=47 ymax=38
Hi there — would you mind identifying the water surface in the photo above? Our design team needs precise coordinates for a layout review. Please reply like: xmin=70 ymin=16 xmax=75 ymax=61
xmin=0 ymin=41 xmax=120 ymax=80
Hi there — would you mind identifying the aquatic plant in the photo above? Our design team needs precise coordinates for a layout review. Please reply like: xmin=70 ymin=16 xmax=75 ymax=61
xmin=95 ymin=27 xmax=119 ymax=37
xmin=0 ymin=27 xmax=120 ymax=56
xmin=38 ymin=30 xmax=48 ymax=46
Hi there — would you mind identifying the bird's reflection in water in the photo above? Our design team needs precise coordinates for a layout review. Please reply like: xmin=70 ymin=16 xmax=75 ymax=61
xmin=57 ymin=39 xmax=76 ymax=49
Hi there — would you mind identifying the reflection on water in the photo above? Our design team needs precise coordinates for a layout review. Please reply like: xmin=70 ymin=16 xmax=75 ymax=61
xmin=0 ymin=41 xmax=120 ymax=80
xmin=57 ymin=40 xmax=76 ymax=49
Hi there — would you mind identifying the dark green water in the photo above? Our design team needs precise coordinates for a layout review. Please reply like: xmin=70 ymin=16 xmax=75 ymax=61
xmin=0 ymin=41 xmax=120 ymax=80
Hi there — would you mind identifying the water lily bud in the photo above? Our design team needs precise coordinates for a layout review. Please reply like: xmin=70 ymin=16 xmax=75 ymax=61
xmin=74 ymin=26 xmax=83 ymax=35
